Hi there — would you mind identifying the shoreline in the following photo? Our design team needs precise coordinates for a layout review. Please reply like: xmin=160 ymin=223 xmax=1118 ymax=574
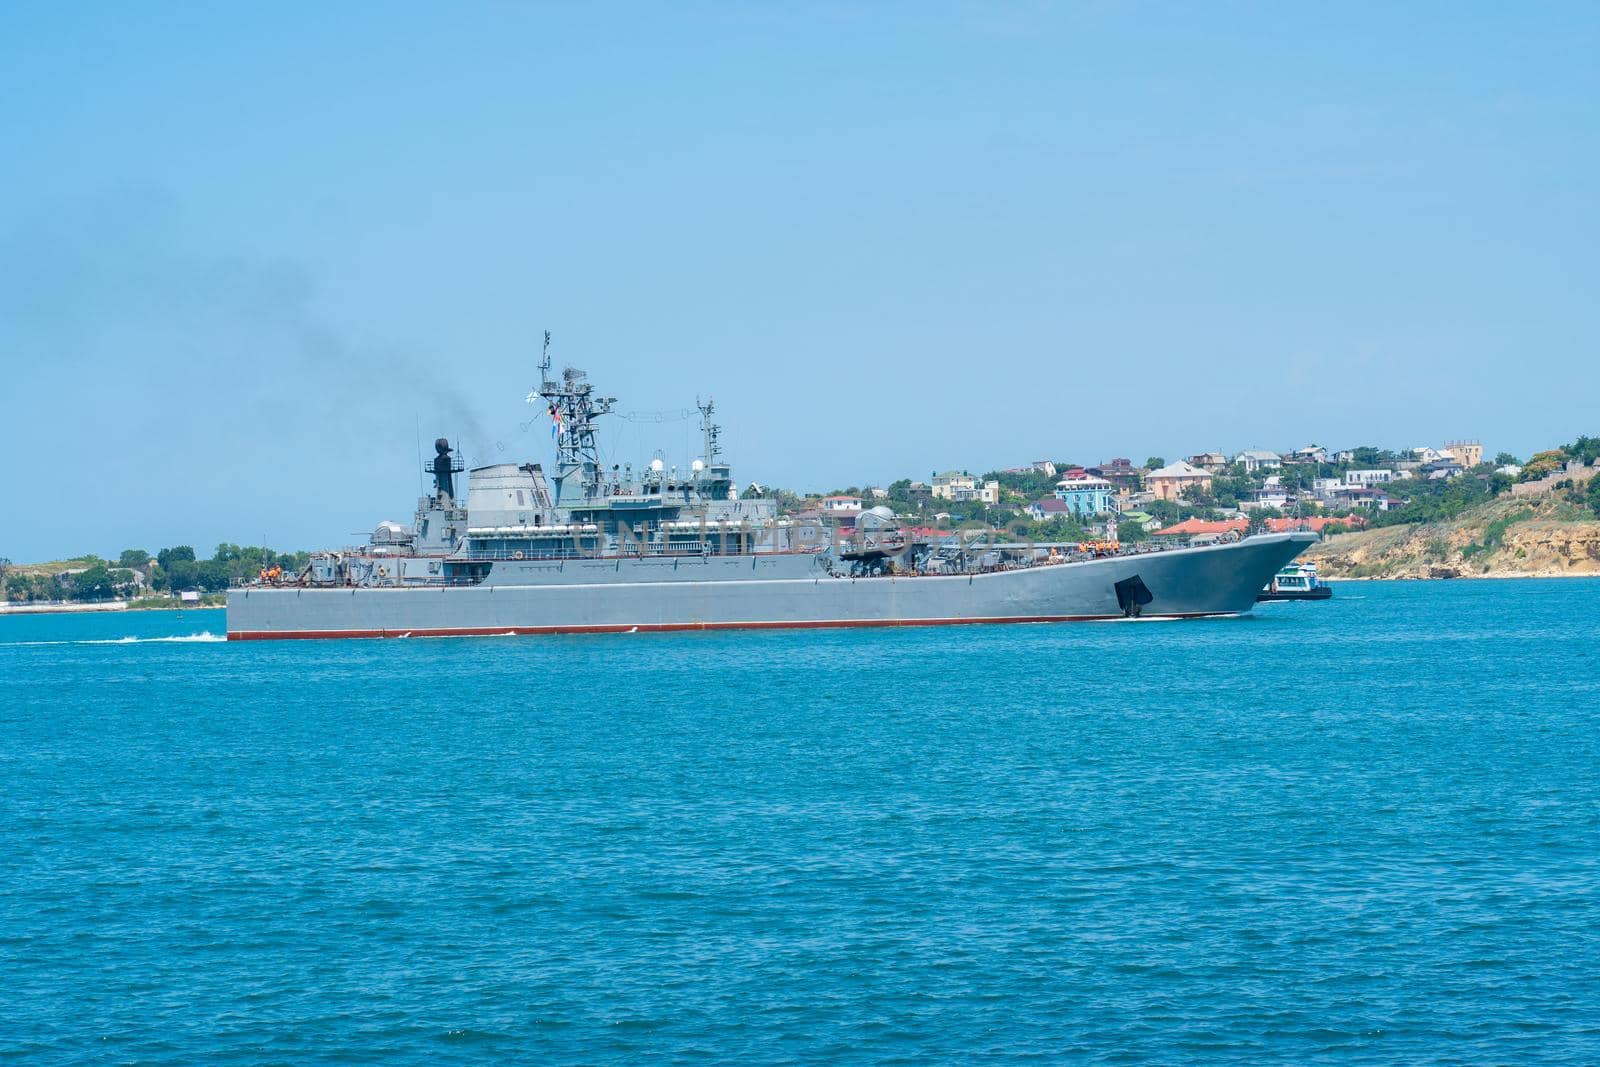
xmin=1325 ymin=571 xmax=1600 ymax=582
xmin=0 ymin=600 xmax=224 ymax=616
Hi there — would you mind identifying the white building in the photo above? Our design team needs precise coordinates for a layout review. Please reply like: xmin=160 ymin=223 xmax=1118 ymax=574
xmin=1335 ymin=486 xmax=1399 ymax=511
xmin=931 ymin=471 xmax=975 ymax=500
xmin=1235 ymin=449 xmax=1282 ymax=473
xmin=1344 ymin=469 xmax=1400 ymax=487
xmin=1242 ymin=484 xmax=1290 ymax=510
xmin=930 ymin=472 xmax=999 ymax=504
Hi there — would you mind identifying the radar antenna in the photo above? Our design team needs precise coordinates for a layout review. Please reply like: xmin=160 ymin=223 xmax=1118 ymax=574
xmin=527 ymin=331 xmax=615 ymax=505
xmin=697 ymin=396 xmax=722 ymax=467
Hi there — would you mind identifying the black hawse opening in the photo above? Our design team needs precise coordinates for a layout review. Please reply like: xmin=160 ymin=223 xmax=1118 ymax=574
xmin=1115 ymin=575 xmax=1154 ymax=617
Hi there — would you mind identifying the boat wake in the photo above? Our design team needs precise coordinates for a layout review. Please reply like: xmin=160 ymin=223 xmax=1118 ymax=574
xmin=9 ymin=632 xmax=227 ymax=647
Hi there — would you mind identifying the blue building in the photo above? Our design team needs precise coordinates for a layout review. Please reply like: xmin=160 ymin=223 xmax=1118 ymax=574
xmin=1053 ymin=474 xmax=1115 ymax=516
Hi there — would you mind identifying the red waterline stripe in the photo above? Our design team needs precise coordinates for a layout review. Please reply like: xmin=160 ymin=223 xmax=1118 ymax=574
xmin=226 ymin=612 xmax=1232 ymax=640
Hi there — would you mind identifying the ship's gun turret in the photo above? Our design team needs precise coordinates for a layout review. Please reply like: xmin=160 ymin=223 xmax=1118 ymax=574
xmin=840 ymin=506 xmax=908 ymax=574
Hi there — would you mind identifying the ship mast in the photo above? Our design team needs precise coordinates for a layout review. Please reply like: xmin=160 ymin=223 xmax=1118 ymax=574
xmin=697 ymin=397 xmax=721 ymax=467
xmin=533 ymin=331 xmax=614 ymax=506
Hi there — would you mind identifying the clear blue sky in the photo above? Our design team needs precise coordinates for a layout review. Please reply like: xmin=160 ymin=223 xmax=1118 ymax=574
xmin=2 ymin=3 xmax=1596 ymax=560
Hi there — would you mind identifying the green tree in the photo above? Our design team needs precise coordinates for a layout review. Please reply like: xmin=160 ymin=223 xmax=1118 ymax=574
xmin=1116 ymin=519 xmax=1150 ymax=543
xmin=157 ymin=546 xmax=196 ymax=569
xmin=1348 ymin=446 xmax=1399 ymax=468
xmin=1277 ymin=466 xmax=1319 ymax=492
xmin=985 ymin=469 xmax=1056 ymax=500
xmin=1587 ymin=474 xmax=1600 ymax=519
xmin=163 ymin=559 xmax=201 ymax=591
xmin=1370 ymin=474 xmax=1495 ymax=528
xmin=1144 ymin=457 xmax=1165 ymax=470
xmin=197 ymin=560 xmax=232 ymax=592
xmin=1565 ymin=436 xmax=1600 ymax=465
xmin=1210 ymin=473 xmax=1252 ymax=506
xmin=1025 ymin=515 xmax=1090 ymax=542
xmin=1493 ymin=452 xmax=1519 ymax=467
xmin=119 ymin=548 xmax=151 ymax=569
xmin=69 ymin=564 xmax=119 ymax=602
xmin=5 ymin=573 xmax=31 ymax=602
xmin=1146 ymin=499 xmax=1184 ymax=526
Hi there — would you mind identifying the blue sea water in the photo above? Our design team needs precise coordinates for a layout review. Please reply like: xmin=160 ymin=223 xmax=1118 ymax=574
xmin=2 ymin=580 xmax=1598 ymax=1064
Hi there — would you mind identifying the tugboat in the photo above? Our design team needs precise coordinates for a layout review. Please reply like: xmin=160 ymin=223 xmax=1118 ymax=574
xmin=1257 ymin=561 xmax=1332 ymax=601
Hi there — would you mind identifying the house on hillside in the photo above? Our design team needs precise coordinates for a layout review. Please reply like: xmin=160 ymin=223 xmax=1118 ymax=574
xmin=1286 ymin=445 xmax=1328 ymax=464
xmin=1344 ymin=469 xmax=1403 ymax=487
xmin=1119 ymin=510 xmax=1161 ymax=532
xmin=1089 ymin=458 xmax=1143 ymax=489
xmin=1189 ymin=451 xmax=1229 ymax=472
xmin=931 ymin=471 xmax=975 ymax=500
xmin=1145 ymin=460 xmax=1214 ymax=501
xmin=930 ymin=471 xmax=998 ymax=504
xmin=1242 ymin=480 xmax=1290 ymax=510
xmin=1027 ymin=497 xmax=1072 ymax=522
xmin=1052 ymin=472 xmax=1115 ymax=516
xmin=1335 ymin=486 xmax=1401 ymax=511
xmin=1235 ymin=449 xmax=1282 ymax=473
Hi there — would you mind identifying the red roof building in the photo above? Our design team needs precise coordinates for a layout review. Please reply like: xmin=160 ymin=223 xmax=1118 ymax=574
xmin=1154 ymin=517 xmax=1251 ymax=537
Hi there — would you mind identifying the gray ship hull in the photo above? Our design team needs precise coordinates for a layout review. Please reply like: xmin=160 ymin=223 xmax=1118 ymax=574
xmin=226 ymin=532 xmax=1315 ymax=640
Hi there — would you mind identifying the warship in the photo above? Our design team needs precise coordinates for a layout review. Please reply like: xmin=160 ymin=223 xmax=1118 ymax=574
xmin=226 ymin=339 xmax=1315 ymax=640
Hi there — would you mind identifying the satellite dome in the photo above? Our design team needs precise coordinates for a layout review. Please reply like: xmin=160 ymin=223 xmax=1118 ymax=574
xmin=856 ymin=506 xmax=898 ymax=530
xmin=691 ymin=459 xmax=705 ymax=472
xmin=650 ymin=458 xmax=665 ymax=472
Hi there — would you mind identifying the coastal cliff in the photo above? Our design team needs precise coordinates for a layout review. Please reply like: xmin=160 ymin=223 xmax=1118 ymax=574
xmin=1303 ymin=496 xmax=1600 ymax=579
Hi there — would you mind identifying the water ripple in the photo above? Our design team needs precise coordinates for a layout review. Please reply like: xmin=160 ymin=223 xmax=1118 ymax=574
xmin=2 ymin=584 xmax=1599 ymax=1062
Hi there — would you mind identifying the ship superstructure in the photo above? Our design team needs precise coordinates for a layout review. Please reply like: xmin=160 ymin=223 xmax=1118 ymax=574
xmin=228 ymin=339 xmax=1315 ymax=639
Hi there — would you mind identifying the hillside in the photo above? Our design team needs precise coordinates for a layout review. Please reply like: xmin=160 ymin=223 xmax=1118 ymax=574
xmin=1303 ymin=495 xmax=1600 ymax=579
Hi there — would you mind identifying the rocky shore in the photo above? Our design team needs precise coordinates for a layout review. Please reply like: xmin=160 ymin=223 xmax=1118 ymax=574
xmin=1303 ymin=496 xmax=1600 ymax=580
